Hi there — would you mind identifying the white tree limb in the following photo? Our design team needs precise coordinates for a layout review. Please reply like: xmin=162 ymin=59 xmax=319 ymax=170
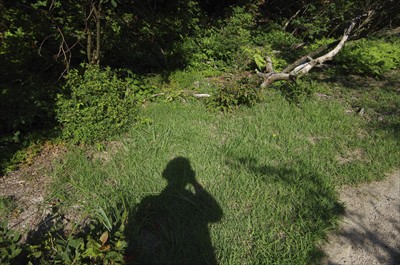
xmin=259 ymin=19 xmax=357 ymax=88
xmin=193 ymin=93 xmax=211 ymax=98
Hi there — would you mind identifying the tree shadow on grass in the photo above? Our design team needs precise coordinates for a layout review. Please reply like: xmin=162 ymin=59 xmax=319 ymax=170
xmin=125 ymin=157 xmax=223 ymax=265
xmin=314 ymin=71 xmax=400 ymax=140
xmin=225 ymin=156 xmax=344 ymax=263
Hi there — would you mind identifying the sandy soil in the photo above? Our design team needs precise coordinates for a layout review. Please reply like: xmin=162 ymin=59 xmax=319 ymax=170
xmin=0 ymin=143 xmax=66 ymax=236
xmin=321 ymin=171 xmax=400 ymax=265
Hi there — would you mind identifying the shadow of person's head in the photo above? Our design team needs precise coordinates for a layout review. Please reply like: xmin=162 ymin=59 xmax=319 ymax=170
xmin=126 ymin=156 xmax=222 ymax=264
xmin=162 ymin=157 xmax=195 ymax=189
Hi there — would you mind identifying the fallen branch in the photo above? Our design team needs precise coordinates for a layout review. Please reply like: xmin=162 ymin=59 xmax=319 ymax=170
xmin=282 ymin=40 xmax=340 ymax=73
xmin=374 ymin=27 xmax=400 ymax=37
xmin=151 ymin=92 xmax=211 ymax=99
xmin=259 ymin=18 xmax=358 ymax=88
xmin=193 ymin=93 xmax=211 ymax=98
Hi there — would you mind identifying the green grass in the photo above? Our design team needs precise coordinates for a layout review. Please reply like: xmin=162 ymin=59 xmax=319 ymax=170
xmin=49 ymin=84 xmax=399 ymax=264
xmin=0 ymin=196 xmax=17 ymax=218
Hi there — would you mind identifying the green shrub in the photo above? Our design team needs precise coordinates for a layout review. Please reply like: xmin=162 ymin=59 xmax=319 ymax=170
xmin=304 ymin=37 xmax=336 ymax=53
xmin=0 ymin=208 xmax=127 ymax=264
xmin=0 ymin=222 xmax=22 ymax=265
xmin=261 ymin=29 xmax=300 ymax=51
xmin=0 ymin=196 xmax=17 ymax=218
xmin=27 ymin=210 xmax=127 ymax=265
xmin=240 ymin=45 xmax=289 ymax=72
xmin=186 ymin=7 xmax=255 ymax=70
xmin=335 ymin=38 xmax=400 ymax=77
xmin=56 ymin=65 xmax=146 ymax=144
xmin=208 ymin=74 xmax=263 ymax=112
xmin=275 ymin=78 xmax=317 ymax=104
xmin=252 ymin=27 xmax=302 ymax=63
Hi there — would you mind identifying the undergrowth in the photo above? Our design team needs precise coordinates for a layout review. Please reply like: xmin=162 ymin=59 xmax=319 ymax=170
xmin=56 ymin=64 xmax=156 ymax=144
xmin=2 ymin=72 xmax=399 ymax=263
xmin=334 ymin=37 xmax=400 ymax=77
xmin=1 ymin=204 xmax=128 ymax=264
xmin=45 ymin=83 xmax=399 ymax=264
xmin=207 ymin=73 xmax=264 ymax=111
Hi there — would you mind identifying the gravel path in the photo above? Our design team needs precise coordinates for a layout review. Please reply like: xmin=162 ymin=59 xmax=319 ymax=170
xmin=322 ymin=171 xmax=400 ymax=265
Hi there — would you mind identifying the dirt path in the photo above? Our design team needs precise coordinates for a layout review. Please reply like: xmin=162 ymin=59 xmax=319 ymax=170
xmin=0 ymin=143 xmax=66 ymax=236
xmin=322 ymin=171 xmax=400 ymax=265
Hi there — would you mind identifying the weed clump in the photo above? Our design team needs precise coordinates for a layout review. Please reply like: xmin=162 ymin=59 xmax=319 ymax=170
xmin=275 ymin=78 xmax=318 ymax=104
xmin=56 ymin=65 xmax=149 ymax=144
xmin=0 ymin=209 xmax=127 ymax=264
xmin=208 ymin=74 xmax=263 ymax=112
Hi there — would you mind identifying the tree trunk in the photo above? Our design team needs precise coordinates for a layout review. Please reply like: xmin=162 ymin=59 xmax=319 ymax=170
xmin=86 ymin=0 xmax=102 ymax=65
xmin=94 ymin=1 xmax=101 ymax=65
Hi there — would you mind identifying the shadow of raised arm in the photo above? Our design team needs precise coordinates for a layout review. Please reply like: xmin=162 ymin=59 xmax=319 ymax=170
xmin=192 ymin=180 xmax=223 ymax=223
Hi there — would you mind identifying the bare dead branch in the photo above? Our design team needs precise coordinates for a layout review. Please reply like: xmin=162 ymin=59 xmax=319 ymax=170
xmin=85 ymin=6 xmax=95 ymax=22
xmin=265 ymin=56 xmax=274 ymax=73
xmin=38 ymin=35 xmax=53 ymax=56
xmin=54 ymin=27 xmax=72 ymax=78
xmin=282 ymin=40 xmax=339 ymax=73
xmin=291 ymin=20 xmax=356 ymax=75
xmin=193 ymin=94 xmax=211 ymax=98
xmin=374 ymin=27 xmax=400 ymax=37
xmin=283 ymin=9 xmax=302 ymax=30
xmin=259 ymin=19 xmax=358 ymax=88
xmin=48 ymin=0 xmax=59 ymax=13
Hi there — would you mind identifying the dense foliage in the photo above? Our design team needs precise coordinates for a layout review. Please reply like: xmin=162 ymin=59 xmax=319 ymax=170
xmin=208 ymin=73 xmax=263 ymax=111
xmin=0 ymin=222 xmax=22 ymax=265
xmin=335 ymin=38 xmax=400 ymax=77
xmin=1 ymin=210 xmax=127 ymax=264
xmin=1 ymin=0 xmax=399 ymax=136
xmin=56 ymin=65 xmax=148 ymax=143
xmin=0 ymin=1 xmax=399 ymax=263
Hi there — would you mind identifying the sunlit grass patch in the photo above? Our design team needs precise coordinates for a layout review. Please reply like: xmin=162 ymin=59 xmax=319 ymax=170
xmin=50 ymin=86 xmax=399 ymax=264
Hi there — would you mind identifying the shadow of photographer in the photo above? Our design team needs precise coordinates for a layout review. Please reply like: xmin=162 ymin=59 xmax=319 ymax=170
xmin=126 ymin=157 xmax=223 ymax=264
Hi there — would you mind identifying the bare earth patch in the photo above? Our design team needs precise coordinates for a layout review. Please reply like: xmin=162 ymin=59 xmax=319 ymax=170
xmin=321 ymin=170 xmax=400 ymax=265
xmin=335 ymin=148 xmax=366 ymax=165
xmin=0 ymin=143 xmax=66 ymax=238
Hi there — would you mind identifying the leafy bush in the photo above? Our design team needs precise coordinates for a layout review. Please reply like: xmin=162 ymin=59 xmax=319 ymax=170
xmin=259 ymin=29 xmax=300 ymax=51
xmin=0 ymin=196 xmax=17 ymax=218
xmin=275 ymin=78 xmax=317 ymax=104
xmin=252 ymin=27 xmax=302 ymax=63
xmin=208 ymin=74 xmax=263 ymax=112
xmin=27 ymin=210 xmax=127 ymax=265
xmin=56 ymin=65 xmax=149 ymax=144
xmin=0 ymin=208 xmax=127 ymax=264
xmin=334 ymin=38 xmax=400 ymax=77
xmin=304 ymin=37 xmax=336 ymax=53
xmin=186 ymin=7 xmax=255 ymax=70
xmin=240 ymin=45 xmax=289 ymax=72
xmin=0 ymin=222 xmax=22 ymax=265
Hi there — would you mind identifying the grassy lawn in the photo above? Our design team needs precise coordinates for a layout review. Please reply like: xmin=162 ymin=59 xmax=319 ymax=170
xmin=49 ymin=80 xmax=399 ymax=264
